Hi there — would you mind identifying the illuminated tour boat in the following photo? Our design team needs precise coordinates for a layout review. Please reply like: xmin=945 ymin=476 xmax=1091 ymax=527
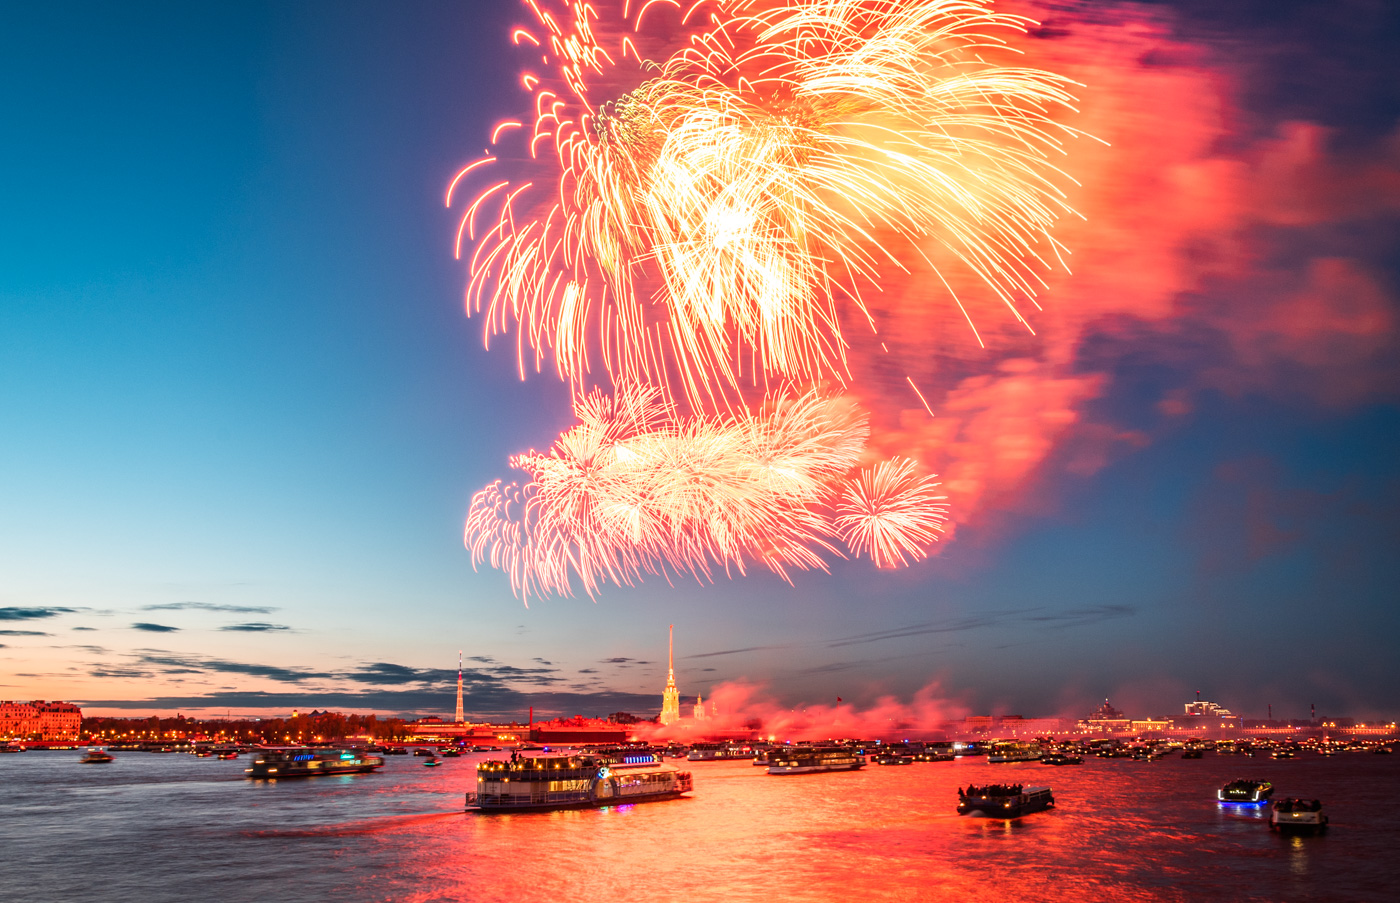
xmin=1218 ymin=778 xmax=1274 ymax=805
xmin=244 ymin=747 xmax=385 ymax=778
xmin=957 ymin=784 xmax=1055 ymax=818
xmin=467 ymin=751 xmax=693 ymax=812
xmin=766 ymin=746 xmax=866 ymax=775
xmin=987 ymin=742 xmax=1042 ymax=764
xmin=79 ymin=748 xmax=114 ymax=764
xmin=1270 ymin=798 xmax=1328 ymax=833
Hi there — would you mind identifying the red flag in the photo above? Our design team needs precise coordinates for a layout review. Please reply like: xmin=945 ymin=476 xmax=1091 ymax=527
xmin=836 ymin=697 xmax=843 ymax=703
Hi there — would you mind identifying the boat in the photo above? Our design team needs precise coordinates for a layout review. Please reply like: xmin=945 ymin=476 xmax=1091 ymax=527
xmin=423 ymin=757 xmax=443 ymax=768
xmin=914 ymin=751 xmax=955 ymax=762
xmin=874 ymin=753 xmax=914 ymax=766
xmin=386 ymin=747 xmax=409 ymax=755
xmin=0 ymin=742 xmax=24 ymax=753
xmin=686 ymin=743 xmax=727 ymax=761
xmin=245 ymin=747 xmax=385 ymax=779
xmin=412 ymin=747 xmax=436 ymax=757
xmin=958 ymin=784 xmax=1054 ymax=818
xmin=216 ymin=750 xmax=239 ymax=760
xmin=987 ymin=743 xmax=1042 ymax=764
xmin=767 ymin=746 xmax=865 ymax=775
xmin=1270 ymin=798 xmax=1328 ymax=833
xmin=467 ymin=751 xmax=692 ymax=812
xmin=1182 ymin=748 xmax=1204 ymax=759
xmin=79 ymin=749 xmax=114 ymax=764
xmin=437 ymin=748 xmax=461 ymax=758
xmin=1218 ymin=778 xmax=1274 ymax=805
xmin=1040 ymin=753 xmax=1083 ymax=766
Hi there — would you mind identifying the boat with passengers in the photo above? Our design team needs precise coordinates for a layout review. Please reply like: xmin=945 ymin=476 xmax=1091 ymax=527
xmin=957 ymin=784 xmax=1054 ymax=818
xmin=1218 ymin=778 xmax=1274 ymax=805
xmin=244 ymin=747 xmax=384 ymax=778
xmin=467 ymin=750 xmax=692 ymax=812
xmin=767 ymin=746 xmax=865 ymax=775
xmin=1270 ymin=798 xmax=1328 ymax=833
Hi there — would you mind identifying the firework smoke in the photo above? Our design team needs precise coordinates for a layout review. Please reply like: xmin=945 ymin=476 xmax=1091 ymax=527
xmin=465 ymin=385 xmax=946 ymax=601
xmin=631 ymin=679 xmax=969 ymax=741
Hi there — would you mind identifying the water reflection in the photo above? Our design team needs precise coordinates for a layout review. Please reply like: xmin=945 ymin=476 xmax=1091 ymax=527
xmin=0 ymin=750 xmax=1395 ymax=902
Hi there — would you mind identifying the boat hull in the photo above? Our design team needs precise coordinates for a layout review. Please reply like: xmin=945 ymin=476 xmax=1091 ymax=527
xmin=958 ymin=788 xmax=1055 ymax=818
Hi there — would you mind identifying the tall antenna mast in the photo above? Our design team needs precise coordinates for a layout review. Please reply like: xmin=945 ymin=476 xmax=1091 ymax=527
xmin=454 ymin=650 xmax=465 ymax=723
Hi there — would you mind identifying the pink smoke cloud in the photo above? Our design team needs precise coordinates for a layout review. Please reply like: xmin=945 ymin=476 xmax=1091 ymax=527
xmin=632 ymin=679 xmax=969 ymax=741
xmin=851 ymin=1 xmax=1400 ymax=538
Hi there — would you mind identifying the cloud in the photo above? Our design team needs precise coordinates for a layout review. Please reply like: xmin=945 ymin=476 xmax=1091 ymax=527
xmin=1022 ymin=605 xmax=1136 ymax=630
xmin=218 ymin=623 xmax=291 ymax=632
xmin=600 ymin=657 xmax=633 ymax=664
xmin=71 ymin=626 xmax=96 ymax=631
xmin=142 ymin=601 xmax=276 ymax=614
xmin=131 ymin=623 xmax=179 ymax=633
xmin=686 ymin=644 xmax=793 ymax=659
xmin=74 ymin=687 xmax=660 ymax=721
xmin=828 ymin=606 xmax=1135 ymax=648
xmin=0 ymin=630 xmax=49 ymax=637
xmin=0 ymin=607 xmax=76 ymax=621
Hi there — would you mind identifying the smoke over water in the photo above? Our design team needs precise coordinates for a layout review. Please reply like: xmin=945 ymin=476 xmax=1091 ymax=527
xmin=632 ymin=680 xmax=969 ymax=741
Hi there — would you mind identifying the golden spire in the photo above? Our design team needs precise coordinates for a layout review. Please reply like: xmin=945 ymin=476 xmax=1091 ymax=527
xmin=661 ymin=624 xmax=680 ymax=726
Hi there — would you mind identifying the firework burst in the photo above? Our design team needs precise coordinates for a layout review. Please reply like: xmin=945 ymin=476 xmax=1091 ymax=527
xmin=450 ymin=0 xmax=1082 ymax=405
xmin=464 ymin=385 xmax=946 ymax=601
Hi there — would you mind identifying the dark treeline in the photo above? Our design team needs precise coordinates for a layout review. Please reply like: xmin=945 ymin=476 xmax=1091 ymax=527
xmin=83 ymin=712 xmax=413 ymax=743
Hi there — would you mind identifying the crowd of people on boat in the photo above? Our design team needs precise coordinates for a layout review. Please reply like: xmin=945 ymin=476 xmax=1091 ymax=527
xmin=959 ymin=784 xmax=1023 ymax=797
xmin=1274 ymin=798 xmax=1323 ymax=812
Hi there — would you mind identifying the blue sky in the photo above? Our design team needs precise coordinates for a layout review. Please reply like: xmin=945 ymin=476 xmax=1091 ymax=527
xmin=2 ymin=1 xmax=1397 ymax=722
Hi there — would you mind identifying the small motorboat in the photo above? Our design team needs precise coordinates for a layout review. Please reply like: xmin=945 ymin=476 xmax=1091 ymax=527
xmin=216 ymin=751 xmax=239 ymax=760
xmin=423 ymin=756 xmax=443 ymax=768
xmin=874 ymin=753 xmax=914 ymax=766
xmin=80 ymin=749 xmax=115 ymax=764
xmin=1181 ymin=748 xmax=1204 ymax=759
xmin=1270 ymin=798 xmax=1327 ymax=833
xmin=1040 ymin=753 xmax=1083 ymax=766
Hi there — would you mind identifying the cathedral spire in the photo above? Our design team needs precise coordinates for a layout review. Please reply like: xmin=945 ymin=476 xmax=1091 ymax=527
xmin=660 ymin=625 xmax=681 ymax=725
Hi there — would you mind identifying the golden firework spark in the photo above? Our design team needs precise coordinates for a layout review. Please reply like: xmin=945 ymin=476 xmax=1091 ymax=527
xmin=451 ymin=0 xmax=1082 ymax=405
xmin=464 ymin=385 xmax=945 ymax=601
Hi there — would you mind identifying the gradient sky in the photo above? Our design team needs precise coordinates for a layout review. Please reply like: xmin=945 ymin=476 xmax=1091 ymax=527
xmin=3 ymin=0 xmax=1397 ymax=723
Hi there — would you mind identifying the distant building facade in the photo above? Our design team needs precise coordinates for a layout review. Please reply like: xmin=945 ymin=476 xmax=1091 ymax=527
xmin=0 ymin=700 xmax=82 ymax=741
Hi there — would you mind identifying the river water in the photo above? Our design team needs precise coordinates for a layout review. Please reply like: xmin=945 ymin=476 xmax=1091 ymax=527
xmin=1 ymin=748 xmax=1395 ymax=901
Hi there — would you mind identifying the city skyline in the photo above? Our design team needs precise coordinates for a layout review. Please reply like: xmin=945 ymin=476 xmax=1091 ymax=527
xmin=3 ymin=1 xmax=1398 ymax=722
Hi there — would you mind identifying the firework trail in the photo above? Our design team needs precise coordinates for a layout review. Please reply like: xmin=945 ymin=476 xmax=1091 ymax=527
xmin=452 ymin=0 xmax=1081 ymax=598
xmin=450 ymin=0 xmax=1082 ymax=404
xmin=464 ymin=385 xmax=946 ymax=601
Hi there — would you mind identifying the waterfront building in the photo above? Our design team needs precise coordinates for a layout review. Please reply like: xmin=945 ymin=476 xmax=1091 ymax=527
xmin=0 ymin=700 xmax=82 ymax=741
xmin=1079 ymin=699 xmax=1131 ymax=733
xmin=660 ymin=625 xmax=681 ymax=726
